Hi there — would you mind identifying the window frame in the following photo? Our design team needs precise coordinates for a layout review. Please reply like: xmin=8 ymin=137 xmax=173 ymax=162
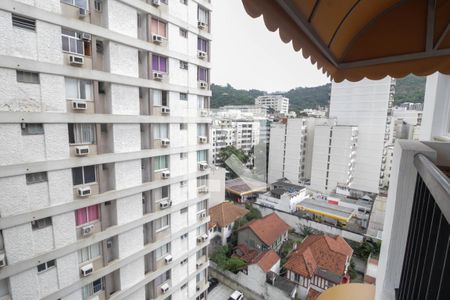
xmin=155 ymin=243 xmax=171 ymax=259
xmin=153 ymin=155 xmax=169 ymax=172
xmin=179 ymin=28 xmax=188 ymax=38
xmin=65 ymin=78 xmax=92 ymax=101
xmin=179 ymin=60 xmax=189 ymax=70
xmin=37 ymin=259 xmax=56 ymax=273
xmin=61 ymin=0 xmax=89 ymax=10
xmin=21 ymin=123 xmax=44 ymax=135
xmin=154 ymin=215 xmax=170 ymax=232
xmin=61 ymin=29 xmax=84 ymax=55
xmin=16 ymin=70 xmax=40 ymax=84
xmin=75 ymin=204 xmax=100 ymax=226
xmin=152 ymin=55 xmax=168 ymax=73
xmin=26 ymin=172 xmax=48 ymax=185
xmin=78 ymin=243 xmax=102 ymax=263
xmin=72 ymin=165 xmax=97 ymax=186
xmin=151 ymin=18 xmax=167 ymax=38
xmin=68 ymin=123 xmax=97 ymax=145
xmin=32 ymin=217 xmax=52 ymax=230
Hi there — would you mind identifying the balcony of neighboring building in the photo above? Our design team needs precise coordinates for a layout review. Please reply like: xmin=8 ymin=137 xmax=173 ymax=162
xmin=141 ymin=155 xmax=170 ymax=183
xmin=146 ymin=269 xmax=172 ymax=299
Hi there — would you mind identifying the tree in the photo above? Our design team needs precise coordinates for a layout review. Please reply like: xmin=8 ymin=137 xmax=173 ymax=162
xmin=297 ymin=224 xmax=314 ymax=237
xmin=245 ymin=203 xmax=262 ymax=221
xmin=210 ymin=245 xmax=246 ymax=273
xmin=217 ymin=146 xmax=249 ymax=178
xmin=348 ymin=259 xmax=357 ymax=280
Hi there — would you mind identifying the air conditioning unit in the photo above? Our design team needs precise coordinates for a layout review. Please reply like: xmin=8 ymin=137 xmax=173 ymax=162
xmin=160 ymin=283 xmax=170 ymax=294
xmin=164 ymin=254 xmax=173 ymax=264
xmin=201 ymin=234 xmax=208 ymax=241
xmin=198 ymin=21 xmax=206 ymax=29
xmin=160 ymin=200 xmax=172 ymax=209
xmin=199 ymin=81 xmax=208 ymax=89
xmin=200 ymin=212 xmax=207 ymax=219
xmin=69 ymin=55 xmax=84 ymax=66
xmin=162 ymin=170 xmax=170 ymax=179
xmin=200 ymin=110 xmax=208 ymax=117
xmin=152 ymin=34 xmax=163 ymax=44
xmin=0 ymin=253 xmax=6 ymax=268
xmin=72 ymin=100 xmax=87 ymax=110
xmin=199 ymin=162 xmax=208 ymax=171
xmin=153 ymin=72 xmax=163 ymax=80
xmin=196 ymin=261 xmax=203 ymax=268
xmin=79 ymin=8 xmax=88 ymax=18
xmin=196 ymin=236 xmax=203 ymax=244
xmin=161 ymin=139 xmax=170 ymax=147
xmin=198 ymin=186 xmax=208 ymax=194
xmin=80 ymin=32 xmax=92 ymax=40
xmin=80 ymin=263 xmax=94 ymax=276
xmin=75 ymin=146 xmax=90 ymax=156
xmin=161 ymin=106 xmax=170 ymax=114
xmin=198 ymin=136 xmax=207 ymax=143
xmin=81 ymin=224 xmax=94 ymax=236
xmin=78 ymin=186 xmax=92 ymax=197
xmin=198 ymin=51 xmax=207 ymax=59
xmin=152 ymin=0 xmax=161 ymax=6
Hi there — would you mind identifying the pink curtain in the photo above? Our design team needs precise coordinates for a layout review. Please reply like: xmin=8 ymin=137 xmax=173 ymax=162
xmin=75 ymin=208 xmax=87 ymax=226
xmin=87 ymin=205 xmax=99 ymax=222
xmin=151 ymin=18 xmax=158 ymax=34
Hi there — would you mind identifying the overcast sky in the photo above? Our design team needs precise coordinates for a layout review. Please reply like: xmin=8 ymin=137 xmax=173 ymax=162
xmin=211 ymin=0 xmax=330 ymax=93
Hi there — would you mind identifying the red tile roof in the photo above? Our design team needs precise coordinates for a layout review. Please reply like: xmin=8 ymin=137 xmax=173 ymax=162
xmin=307 ymin=288 xmax=321 ymax=300
xmin=209 ymin=202 xmax=249 ymax=229
xmin=284 ymin=235 xmax=353 ymax=280
xmin=239 ymin=213 xmax=291 ymax=246
xmin=234 ymin=244 xmax=280 ymax=273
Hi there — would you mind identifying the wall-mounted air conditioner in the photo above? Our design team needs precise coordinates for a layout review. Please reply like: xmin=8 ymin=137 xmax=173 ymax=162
xmin=162 ymin=170 xmax=170 ymax=179
xmin=199 ymin=81 xmax=208 ymax=89
xmin=200 ymin=110 xmax=208 ymax=117
xmin=198 ymin=186 xmax=208 ymax=194
xmin=69 ymin=55 xmax=84 ymax=66
xmin=161 ymin=139 xmax=170 ymax=147
xmin=0 ymin=253 xmax=6 ymax=268
xmin=198 ymin=21 xmax=206 ymax=29
xmin=81 ymin=263 xmax=93 ymax=276
xmin=164 ymin=254 xmax=173 ymax=264
xmin=152 ymin=0 xmax=161 ymax=6
xmin=200 ymin=212 xmax=207 ymax=219
xmin=78 ymin=186 xmax=92 ymax=197
xmin=198 ymin=51 xmax=207 ymax=59
xmin=75 ymin=146 xmax=90 ymax=156
xmin=199 ymin=162 xmax=208 ymax=171
xmin=161 ymin=283 xmax=170 ymax=293
xmin=153 ymin=72 xmax=163 ymax=80
xmin=80 ymin=32 xmax=92 ymax=40
xmin=152 ymin=34 xmax=163 ymax=44
xmin=198 ymin=136 xmax=207 ymax=143
xmin=81 ymin=224 xmax=94 ymax=236
xmin=72 ymin=100 xmax=87 ymax=110
xmin=160 ymin=200 xmax=172 ymax=209
xmin=79 ymin=8 xmax=88 ymax=18
xmin=161 ymin=106 xmax=170 ymax=114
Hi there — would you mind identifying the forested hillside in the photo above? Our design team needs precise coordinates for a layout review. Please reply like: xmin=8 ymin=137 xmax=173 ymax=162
xmin=211 ymin=75 xmax=426 ymax=112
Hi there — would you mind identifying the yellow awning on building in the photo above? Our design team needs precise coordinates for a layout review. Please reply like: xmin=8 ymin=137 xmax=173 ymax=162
xmin=242 ymin=0 xmax=450 ymax=82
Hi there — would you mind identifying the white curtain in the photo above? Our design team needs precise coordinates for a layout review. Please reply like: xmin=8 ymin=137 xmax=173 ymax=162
xmin=153 ymin=90 xmax=162 ymax=106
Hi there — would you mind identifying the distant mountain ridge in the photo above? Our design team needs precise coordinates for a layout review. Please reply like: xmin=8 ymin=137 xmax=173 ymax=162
xmin=211 ymin=75 xmax=426 ymax=112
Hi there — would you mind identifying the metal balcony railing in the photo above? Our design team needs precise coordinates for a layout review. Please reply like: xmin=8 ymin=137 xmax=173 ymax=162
xmin=396 ymin=154 xmax=450 ymax=300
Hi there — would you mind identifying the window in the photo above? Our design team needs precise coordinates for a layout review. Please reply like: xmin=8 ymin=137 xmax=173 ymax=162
xmin=21 ymin=123 xmax=44 ymax=135
xmin=155 ymin=243 xmax=170 ymax=259
xmin=180 ymin=232 xmax=188 ymax=239
xmin=153 ymin=156 xmax=168 ymax=171
xmin=32 ymin=217 xmax=52 ymax=230
xmin=197 ymin=200 xmax=207 ymax=212
xmin=82 ymin=277 xmax=105 ymax=300
xmin=78 ymin=243 xmax=102 ymax=263
xmin=180 ymin=124 xmax=187 ymax=130
xmin=152 ymin=55 xmax=168 ymax=73
xmin=151 ymin=18 xmax=167 ymax=37
xmin=26 ymin=172 xmax=48 ymax=185
xmin=198 ymin=6 xmax=209 ymax=25
xmin=37 ymin=260 xmax=56 ymax=273
xmin=155 ymin=270 xmax=171 ymax=287
xmin=98 ymin=81 xmax=106 ymax=94
xmin=180 ymin=61 xmax=188 ymax=70
xmin=12 ymin=14 xmax=36 ymax=31
xmin=197 ymin=124 xmax=207 ymax=136
xmin=197 ymin=67 xmax=208 ymax=82
xmin=72 ymin=165 xmax=96 ymax=186
xmin=96 ymin=40 xmax=104 ymax=53
xmin=197 ymin=175 xmax=208 ymax=187
xmin=153 ymin=124 xmax=169 ymax=140
xmin=197 ymin=38 xmax=208 ymax=53
xmin=197 ymin=150 xmax=207 ymax=162
xmin=65 ymin=78 xmax=92 ymax=100
xmin=75 ymin=205 xmax=99 ymax=226
xmin=179 ymin=28 xmax=188 ymax=38
xmin=94 ymin=0 xmax=102 ymax=12
xmin=180 ymin=93 xmax=188 ymax=101
xmin=161 ymin=185 xmax=170 ymax=199
xmin=62 ymin=29 xmax=84 ymax=55
xmin=68 ymin=123 xmax=96 ymax=145
xmin=16 ymin=71 xmax=39 ymax=84
xmin=180 ymin=207 xmax=188 ymax=214
xmin=153 ymin=89 xmax=168 ymax=106
xmin=61 ymin=0 xmax=89 ymax=10
xmin=197 ymin=96 xmax=208 ymax=109
xmin=154 ymin=215 xmax=170 ymax=231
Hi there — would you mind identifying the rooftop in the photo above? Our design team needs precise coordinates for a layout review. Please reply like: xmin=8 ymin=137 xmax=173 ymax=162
xmin=239 ymin=213 xmax=291 ymax=246
xmin=234 ymin=245 xmax=280 ymax=273
xmin=297 ymin=198 xmax=356 ymax=222
xmin=209 ymin=202 xmax=249 ymax=229
xmin=225 ymin=177 xmax=268 ymax=196
xmin=284 ymin=235 xmax=353 ymax=283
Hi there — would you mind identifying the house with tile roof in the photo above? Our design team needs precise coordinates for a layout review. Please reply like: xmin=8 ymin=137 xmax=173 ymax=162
xmin=237 ymin=212 xmax=291 ymax=252
xmin=284 ymin=234 xmax=353 ymax=300
xmin=208 ymin=202 xmax=249 ymax=245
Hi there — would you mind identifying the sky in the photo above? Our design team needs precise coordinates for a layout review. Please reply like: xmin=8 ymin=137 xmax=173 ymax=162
xmin=211 ymin=0 xmax=330 ymax=93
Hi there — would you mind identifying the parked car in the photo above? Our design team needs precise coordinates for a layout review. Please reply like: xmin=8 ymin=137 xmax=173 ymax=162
xmin=228 ymin=290 xmax=244 ymax=300
xmin=208 ymin=277 xmax=219 ymax=292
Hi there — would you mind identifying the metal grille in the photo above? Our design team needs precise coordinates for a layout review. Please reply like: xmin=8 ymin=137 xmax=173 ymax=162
xmin=397 ymin=154 xmax=450 ymax=300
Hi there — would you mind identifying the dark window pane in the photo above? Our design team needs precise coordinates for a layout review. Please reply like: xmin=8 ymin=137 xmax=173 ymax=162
xmin=83 ymin=165 xmax=96 ymax=183
xmin=37 ymin=263 xmax=46 ymax=272
xmin=72 ymin=167 xmax=83 ymax=185
xmin=68 ymin=123 xmax=75 ymax=144
xmin=47 ymin=259 xmax=56 ymax=268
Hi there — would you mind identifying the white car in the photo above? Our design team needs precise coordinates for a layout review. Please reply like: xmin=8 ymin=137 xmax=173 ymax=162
xmin=228 ymin=290 xmax=244 ymax=300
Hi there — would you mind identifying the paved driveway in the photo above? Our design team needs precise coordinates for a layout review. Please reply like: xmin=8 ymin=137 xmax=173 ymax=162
xmin=208 ymin=282 xmax=235 ymax=300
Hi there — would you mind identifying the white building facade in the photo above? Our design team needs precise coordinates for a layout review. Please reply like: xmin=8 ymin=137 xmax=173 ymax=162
xmin=329 ymin=77 xmax=394 ymax=194
xmin=0 ymin=1 xmax=212 ymax=299
xmin=255 ymin=95 xmax=289 ymax=115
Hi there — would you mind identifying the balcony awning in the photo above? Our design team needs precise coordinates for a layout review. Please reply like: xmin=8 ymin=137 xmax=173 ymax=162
xmin=241 ymin=0 xmax=450 ymax=82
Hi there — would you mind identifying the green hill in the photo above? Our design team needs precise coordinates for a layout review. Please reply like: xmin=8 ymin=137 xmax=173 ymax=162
xmin=211 ymin=75 xmax=426 ymax=112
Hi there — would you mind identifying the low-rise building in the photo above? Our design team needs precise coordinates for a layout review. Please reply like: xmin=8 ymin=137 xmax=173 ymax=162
xmin=225 ymin=177 xmax=268 ymax=203
xmin=284 ymin=235 xmax=353 ymax=300
xmin=208 ymin=202 xmax=249 ymax=246
xmin=257 ymin=179 xmax=308 ymax=213
xmin=237 ymin=213 xmax=291 ymax=252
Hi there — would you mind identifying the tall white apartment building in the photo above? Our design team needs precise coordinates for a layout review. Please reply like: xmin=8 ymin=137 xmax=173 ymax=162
xmin=0 ymin=1 xmax=211 ymax=300
xmin=309 ymin=125 xmax=359 ymax=194
xmin=255 ymin=95 xmax=289 ymax=115
xmin=329 ymin=77 xmax=394 ymax=194
xmin=268 ymin=118 xmax=330 ymax=184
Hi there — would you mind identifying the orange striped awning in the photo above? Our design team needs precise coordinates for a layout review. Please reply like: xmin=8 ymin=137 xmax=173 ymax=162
xmin=242 ymin=0 xmax=450 ymax=82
